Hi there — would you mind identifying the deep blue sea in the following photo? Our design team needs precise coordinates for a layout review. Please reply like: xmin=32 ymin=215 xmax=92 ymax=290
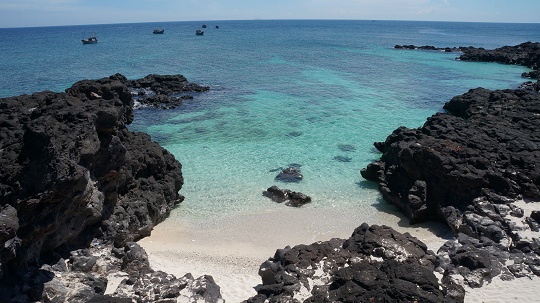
xmin=2 ymin=20 xmax=540 ymax=240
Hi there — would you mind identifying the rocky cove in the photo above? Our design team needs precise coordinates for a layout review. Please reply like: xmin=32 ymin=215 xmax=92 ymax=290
xmin=0 ymin=43 xmax=539 ymax=302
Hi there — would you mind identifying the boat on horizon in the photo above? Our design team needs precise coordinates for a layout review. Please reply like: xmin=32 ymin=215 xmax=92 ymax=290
xmin=81 ymin=34 xmax=97 ymax=44
xmin=153 ymin=29 xmax=164 ymax=34
xmin=195 ymin=29 xmax=204 ymax=36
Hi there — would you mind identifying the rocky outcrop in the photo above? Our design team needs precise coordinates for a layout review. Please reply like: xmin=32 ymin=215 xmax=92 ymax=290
xmin=458 ymin=42 xmax=540 ymax=70
xmin=2 ymin=242 xmax=222 ymax=303
xmin=394 ymin=44 xmax=463 ymax=52
xmin=0 ymin=74 xmax=223 ymax=302
xmin=128 ymin=74 xmax=209 ymax=109
xmin=244 ymin=224 xmax=463 ymax=303
xmin=362 ymin=88 xmax=540 ymax=287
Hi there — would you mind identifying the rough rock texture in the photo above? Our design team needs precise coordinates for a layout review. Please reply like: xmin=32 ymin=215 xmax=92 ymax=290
xmin=0 ymin=74 xmax=223 ymax=302
xmin=3 ymin=242 xmax=223 ymax=303
xmin=458 ymin=42 xmax=540 ymax=70
xmin=394 ymin=44 xmax=463 ymax=52
xmin=128 ymin=74 xmax=210 ymax=109
xmin=263 ymin=185 xmax=312 ymax=207
xmin=244 ymin=224 xmax=463 ymax=303
xmin=361 ymin=88 xmax=540 ymax=287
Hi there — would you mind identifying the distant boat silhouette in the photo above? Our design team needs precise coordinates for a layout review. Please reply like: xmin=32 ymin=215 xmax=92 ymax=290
xmin=153 ymin=29 xmax=164 ymax=34
xmin=196 ymin=29 xmax=204 ymax=36
xmin=202 ymin=24 xmax=207 ymax=28
xmin=81 ymin=33 xmax=97 ymax=44
xmin=215 ymin=25 xmax=219 ymax=29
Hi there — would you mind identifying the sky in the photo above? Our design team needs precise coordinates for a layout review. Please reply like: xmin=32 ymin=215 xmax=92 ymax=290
xmin=0 ymin=0 xmax=538 ymax=28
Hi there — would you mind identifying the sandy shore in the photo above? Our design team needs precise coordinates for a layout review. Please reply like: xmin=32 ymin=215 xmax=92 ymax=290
xmin=138 ymin=204 xmax=451 ymax=302
xmin=464 ymin=276 xmax=539 ymax=303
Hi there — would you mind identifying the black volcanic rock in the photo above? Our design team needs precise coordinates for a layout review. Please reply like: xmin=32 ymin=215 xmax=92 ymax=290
xmin=458 ymin=42 xmax=540 ymax=69
xmin=362 ymin=88 xmax=540 ymax=225
xmin=275 ymin=167 xmax=303 ymax=183
xmin=245 ymin=224 xmax=462 ymax=303
xmin=394 ymin=44 xmax=463 ymax=52
xmin=128 ymin=74 xmax=209 ymax=109
xmin=0 ymin=74 xmax=221 ymax=301
xmin=263 ymin=185 xmax=312 ymax=207
xmin=128 ymin=74 xmax=209 ymax=95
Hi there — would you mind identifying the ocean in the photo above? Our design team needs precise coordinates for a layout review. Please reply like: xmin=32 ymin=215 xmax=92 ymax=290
xmin=2 ymin=20 xmax=540 ymax=241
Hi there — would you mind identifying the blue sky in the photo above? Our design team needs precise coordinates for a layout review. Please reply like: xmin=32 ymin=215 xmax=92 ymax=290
xmin=0 ymin=0 xmax=538 ymax=28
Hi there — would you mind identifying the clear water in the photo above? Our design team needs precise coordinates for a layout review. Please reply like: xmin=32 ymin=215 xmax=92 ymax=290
xmin=1 ymin=20 xmax=539 ymax=224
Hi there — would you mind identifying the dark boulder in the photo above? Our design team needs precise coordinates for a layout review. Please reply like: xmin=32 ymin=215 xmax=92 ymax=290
xmin=263 ymin=185 xmax=312 ymax=207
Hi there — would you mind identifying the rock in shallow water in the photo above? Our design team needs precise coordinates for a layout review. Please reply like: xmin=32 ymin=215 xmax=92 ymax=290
xmin=263 ymin=185 xmax=312 ymax=207
xmin=274 ymin=167 xmax=303 ymax=183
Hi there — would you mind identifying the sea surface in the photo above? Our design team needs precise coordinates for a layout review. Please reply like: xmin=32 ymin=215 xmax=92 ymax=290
xmin=2 ymin=20 xmax=540 ymax=232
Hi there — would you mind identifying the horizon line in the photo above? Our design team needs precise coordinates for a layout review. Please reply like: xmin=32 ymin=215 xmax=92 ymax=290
xmin=2 ymin=18 xmax=539 ymax=30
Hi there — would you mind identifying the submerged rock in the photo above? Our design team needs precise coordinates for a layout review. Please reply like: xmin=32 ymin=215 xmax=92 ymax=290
xmin=274 ymin=167 xmax=303 ymax=183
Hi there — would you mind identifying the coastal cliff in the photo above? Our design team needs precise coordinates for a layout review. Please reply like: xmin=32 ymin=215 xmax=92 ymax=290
xmin=0 ymin=74 xmax=220 ymax=302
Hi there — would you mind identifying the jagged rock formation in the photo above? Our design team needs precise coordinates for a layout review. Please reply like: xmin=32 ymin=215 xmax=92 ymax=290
xmin=457 ymin=41 xmax=540 ymax=70
xmin=0 ymin=74 xmax=223 ymax=302
xmin=128 ymin=74 xmax=209 ymax=109
xmin=362 ymin=87 xmax=540 ymax=288
xmin=394 ymin=44 xmax=463 ymax=52
xmin=244 ymin=224 xmax=463 ymax=303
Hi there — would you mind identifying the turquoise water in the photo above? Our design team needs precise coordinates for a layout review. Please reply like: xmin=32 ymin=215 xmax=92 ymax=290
xmin=1 ymin=20 xmax=539 ymax=222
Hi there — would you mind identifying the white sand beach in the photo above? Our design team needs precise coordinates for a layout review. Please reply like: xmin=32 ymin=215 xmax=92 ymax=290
xmin=464 ymin=276 xmax=540 ymax=303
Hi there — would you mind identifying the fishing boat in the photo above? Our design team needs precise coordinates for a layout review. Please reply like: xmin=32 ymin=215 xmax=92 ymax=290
xmin=153 ymin=29 xmax=164 ymax=34
xmin=195 ymin=29 xmax=204 ymax=36
xmin=81 ymin=34 xmax=97 ymax=44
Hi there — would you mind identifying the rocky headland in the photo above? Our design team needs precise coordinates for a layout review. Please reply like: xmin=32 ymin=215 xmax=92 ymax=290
xmin=0 ymin=74 xmax=221 ymax=302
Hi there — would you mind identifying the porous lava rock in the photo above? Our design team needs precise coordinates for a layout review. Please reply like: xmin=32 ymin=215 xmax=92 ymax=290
xmin=244 ymin=224 xmax=463 ymax=303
